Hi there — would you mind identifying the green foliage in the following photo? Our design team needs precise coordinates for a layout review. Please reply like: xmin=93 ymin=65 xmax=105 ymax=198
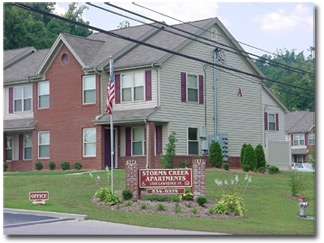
xmin=174 ymin=205 xmax=181 ymax=213
xmin=95 ymin=187 xmax=121 ymax=206
xmin=143 ymin=194 xmax=180 ymax=202
xmin=60 ymin=161 xmax=70 ymax=170
xmin=257 ymin=167 xmax=266 ymax=174
xmin=214 ymin=193 xmax=246 ymax=216
xmin=140 ymin=203 xmax=147 ymax=210
xmin=34 ymin=161 xmax=43 ymax=171
xmin=242 ymin=164 xmax=250 ymax=172
xmin=242 ymin=144 xmax=257 ymax=171
xmin=179 ymin=160 xmax=190 ymax=168
xmin=288 ymin=170 xmax=306 ymax=196
xmin=191 ymin=208 xmax=198 ymax=214
xmin=157 ymin=203 xmax=166 ymax=211
xmin=4 ymin=162 xmax=8 ymax=172
xmin=179 ymin=188 xmax=193 ymax=201
xmin=160 ymin=131 xmax=177 ymax=169
xmin=223 ymin=163 xmax=230 ymax=171
xmin=48 ymin=161 xmax=56 ymax=170
xmin=268 ymin=165 xmax=280 ymax=174
xmin=196 ymin=196 xmax=207 ymax=206
xmin=122 ymin=189 xmax=133 ymax=201
xmin=240 ymin=143 xmax=247 ymax=166
xmin=255 ymin=144 xmax=266 ymax=168
xmin=209 ymin=141 xmax=223 ymax=168
xmin=73 ymin=162 xmax=82 ymax=170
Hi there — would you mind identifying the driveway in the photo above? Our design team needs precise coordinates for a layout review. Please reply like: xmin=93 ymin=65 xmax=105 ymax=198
xmin=3 ymin=208 xmax=225 ymax=236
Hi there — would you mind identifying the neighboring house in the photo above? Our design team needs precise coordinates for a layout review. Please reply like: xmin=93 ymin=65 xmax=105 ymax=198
xmin=285 ymin=111 xmax=316 ymax=164
xmin=3 ymin=17 xmax=287 ymax=172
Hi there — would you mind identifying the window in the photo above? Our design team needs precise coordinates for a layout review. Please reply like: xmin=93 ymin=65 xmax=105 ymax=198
xmin=38 ymin=81 xmax=50 ymax=108
xmin=14 ymin=86 xmax=32 ymax=112
xmin=188 ymin=127 xmax=199 ymax=155
xmin=268 ymin=114 xmax=276 ymax=131
xmin=187 ymin=74 xmax=198 ymax=102
xmin=132 ymin=127 xmax=145 ymax=156
xmin=308 ymin=133 xmax=315 ymax=145
xmin=293 ymin=134 xmax=305 ymax=146
xmin=83 ymin=75 xmax=96 ymax=104
xmin=83 ymin=128 xmax=96 ymax=156
xmin=24 ymin=134 xmax=32 ymax=160
xmin=38 ymin=132 xmax=50 ymax=158
xmin=6 ymin=136 xmax=13 ymax=161
xmin=121 ymin=72 xmax=144 ymax=102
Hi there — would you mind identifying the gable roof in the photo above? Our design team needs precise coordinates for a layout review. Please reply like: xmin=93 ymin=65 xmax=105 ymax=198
xmin=4 ymin=46 xmax=36 ymax=69
xmin=285 ymin=111 xmax=315 ymax=133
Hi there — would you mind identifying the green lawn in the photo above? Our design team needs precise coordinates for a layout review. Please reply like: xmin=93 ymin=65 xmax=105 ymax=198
xmin=3 ymin=169 xmax=316 ymax=235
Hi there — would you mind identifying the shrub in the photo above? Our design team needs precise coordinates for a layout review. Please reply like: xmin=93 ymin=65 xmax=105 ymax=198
xmin=214 ymin=193 xmax=246 ymax=216
xmin=242 ymin=164 xmax=250 ymax=172
xmin=179 ymin=160 xmax=190 ymax=168
xmin=255 ymin=144 xmax=266 ymax=169
xmin=122 ymin=189 xmax=133 ymax=201
xmin=191 ymin=208 xmax=198 ymax=214
xmin=160 ymin=131 xmax=177 ymax=169
xmin=73 ymin=162 xmax=82 ymax=170
xmin=4 ymin=162 xmax=8 ymax=172
xmin=95 ymin=187 xmax=121 ymax=206
xmin=288 ymin=170 xmax=306 ymax=196
xmin=157 ymin=203 xmax=166 ymax=211
xmin=196 ymin=196 xmax=207 ymax=206
xmin=209 ymin=141 xmax=223 ymax=168
xmin=48 ymin=161 xmax=56 ymax=170
xmin=223 ymin=163 xmax=230 ymax=171
xmin=258 ymin=166 xmax=266 ymax=174
xmin=268 ymin=165 xmax=279 ymax=174
xmin=60 ymin=161 xmax=70 ymax=170
xmin=174 ymin=205 xmax=181 ymax=213
xmin=140 ymin=203 xmax=147 ymax=210
xmin=34 ymin=161 xmax=43 ymax=171
xmin=240 ymin=143 xmax=247 ymax=166
xmin=179 ymin=188 xmax=193 ymax=201
xmin=242 ymin=144 xmax=257 ymax=171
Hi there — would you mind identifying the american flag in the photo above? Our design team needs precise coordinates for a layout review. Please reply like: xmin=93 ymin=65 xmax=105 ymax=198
xmin=106 ymin=59 xmax=115 ymax=114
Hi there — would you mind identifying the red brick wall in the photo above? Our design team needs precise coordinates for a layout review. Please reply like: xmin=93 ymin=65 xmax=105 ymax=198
xmin=32 ymin=45 xmax=102 ymax=170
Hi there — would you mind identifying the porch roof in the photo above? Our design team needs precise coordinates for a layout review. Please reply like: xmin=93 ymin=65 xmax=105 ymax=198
xmin=4 ymin=118 xmax=35 ymax=132
xmin=291 ymin=148 xmax=308 ymax=155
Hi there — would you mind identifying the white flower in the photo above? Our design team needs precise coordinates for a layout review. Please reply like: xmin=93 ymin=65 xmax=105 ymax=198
xmin=224 ymin=180 xmax=228 ymax=185
xmin=245 ymin=174 xmax=249 ymax=180
xmin=235 ymin=174 xmax=239 ymax=182
xmin=248 ymin=176 xmax=252 ymax=183
xmin=231 ymin=179 xmax=235 ymax=185
xmin=105 ymin=166 xmax=109 ymax=172
xmin=89 ymin=172 xmax=93 ymax=178
xmin=97 ymin=175 xmax=100 ymax=180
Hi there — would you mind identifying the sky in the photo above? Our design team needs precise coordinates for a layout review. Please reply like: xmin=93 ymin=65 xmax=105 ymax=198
xmin=53 ymin=1 xmax=316 ymax=58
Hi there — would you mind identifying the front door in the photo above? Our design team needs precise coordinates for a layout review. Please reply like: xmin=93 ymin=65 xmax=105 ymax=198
xmin=105 ymin=129 xmax=116 ymax=168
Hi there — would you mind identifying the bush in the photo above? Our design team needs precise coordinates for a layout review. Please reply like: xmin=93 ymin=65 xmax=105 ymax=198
xmin=242 ymin=164 xmax=250 ymax=172
xmin=255 ymin=144 xmax=266 ymax=169
xmin=209 ymin=141 xmax=223 ymax=168
xmin=223 ymin=163 xmax=230 ymax=171
xmin=242 ymin=144 xmax=257 ymax=171
xmin=122 ymin=189 xmax=133 ymax=201
xmin=179 ymin=160 xmax=190 ymax=168
xmin=4 ymin=162 xmax=8 ymax=172
xmin=179 ymin=188 xmax=193 ymax=201
xmin=258 ymin=166 xmax=266 ymax=174
xmin=34 ymin=161 xmax=43 ymax=171
xmin=289 ymin=170 xmax=306 ymax=196
xmin=240 ymin=143 xmax=247 ymax=166
xmin=73 ymin=162 xmax=82 ymax=170
xmin=48 ymin=161 xmax=56 ymax=170
xmin=60 ymin=161 xmax=70 ymax=170
xmin=196 ymin=196 xmax=207 ymax=206
xmin=268 ymin=165 xmax=279 ymax=174
xmin=95 ymin=187 xmax=121 ymax=206
xmin=160 ymin=131 xmax=177 ymax=169
xmin=214 ymin=193 xmax=246 ymax=216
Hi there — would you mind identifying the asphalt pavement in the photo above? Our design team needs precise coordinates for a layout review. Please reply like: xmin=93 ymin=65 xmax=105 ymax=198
xmin=3 ymin=208 xmax=226 ymax=236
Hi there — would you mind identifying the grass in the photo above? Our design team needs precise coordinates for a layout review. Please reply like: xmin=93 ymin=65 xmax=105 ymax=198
xmin=3 ymin=169 xmax=316 ymax=235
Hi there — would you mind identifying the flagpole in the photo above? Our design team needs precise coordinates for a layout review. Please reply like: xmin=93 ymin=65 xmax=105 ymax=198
xmin=109 ymin=57 xmax=114 ymax=193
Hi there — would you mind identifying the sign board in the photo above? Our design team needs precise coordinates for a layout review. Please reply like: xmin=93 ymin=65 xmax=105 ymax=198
xmin=139 ymin=169 xmax=192 ymax=188
xmin=146 ymin=188 xmax=185 ymax=194
xmin=29 ymin=191 xmax=49 ymax=205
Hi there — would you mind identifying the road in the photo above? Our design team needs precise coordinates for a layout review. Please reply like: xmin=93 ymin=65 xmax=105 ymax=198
xmin=3 ymin=208 xmax=225 ymax=236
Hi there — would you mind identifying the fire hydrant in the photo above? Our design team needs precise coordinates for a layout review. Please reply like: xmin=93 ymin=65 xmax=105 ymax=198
xmin=298 ymin=196 xmax=308 ymax=217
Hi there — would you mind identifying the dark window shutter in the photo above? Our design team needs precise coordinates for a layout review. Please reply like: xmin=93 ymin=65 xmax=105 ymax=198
xmin=126 ymin=127 xmax=131 ymax=156
xmin=291 ymin=134 xmax=294 ymax=146
xmin=264 ymin=112 xmax=268 ymax=131
xmin=19 ymin=134 xmax=23 ymax=160
xmin=156 ymin=125 xmax=162 ymax=155
xmin=181 ymin=72 xmax=186 ymax=102
xmin=145 ymin=70 xmax=152 ymax=101
xmin=9 ymin=87 xmax=13 ymax=113
xmin=305 ymin=133 xmax=308 ymax=146
xmin=276 ymin=113 xmax=279 ymax=131
xmin=115 ymin=74 xmax=121 ymax=104
xmin=199 ymin=75 xmax=204 ymax=104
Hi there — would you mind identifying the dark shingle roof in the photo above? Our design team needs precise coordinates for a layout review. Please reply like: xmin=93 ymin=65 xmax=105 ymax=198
xmin=285 ymin=111 xmax=315 ymax=133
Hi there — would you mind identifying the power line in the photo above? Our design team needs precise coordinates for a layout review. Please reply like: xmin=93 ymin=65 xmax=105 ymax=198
xmin=131 ymin=1 xmax=314 ymax=78
xmin=10 ymin=2 xmax=315 ymax=93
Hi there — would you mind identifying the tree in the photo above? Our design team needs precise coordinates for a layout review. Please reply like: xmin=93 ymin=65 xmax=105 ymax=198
xmin=240 ymin=143 xmax=247 ymax=167
xmin=255 ymin=144 xmax=266 ymax=169
xmin=160 ymin=131 xmax=177 ymax=169
xmin=243 ymin=144 xmax=257 ymax=171
xmin=209 ymin=141 xmax=223 ymax=168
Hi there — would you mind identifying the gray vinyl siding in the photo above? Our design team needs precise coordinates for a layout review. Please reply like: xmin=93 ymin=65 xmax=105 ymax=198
xmin=153 ymin=24 xmax=263 ymax=156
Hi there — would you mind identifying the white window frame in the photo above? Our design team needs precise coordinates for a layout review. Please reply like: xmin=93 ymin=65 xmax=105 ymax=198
xmin=38 ymin=131 xmax=50 ymax=159
xmin=187 ymin=74 xmax=198 ymax=102
xmin=293 ymin=134 xmax=305 ymax=146
xmin=38 ymin=81 xmax=50 ymax=109
xmin=14 ymin=85 xmax=32 ymax=112
xmin=121 ymin=71 xmax=145 ymax=102
xmin=6 ymin=136 xmax=13 ymax=161
xmin=24 ymin=133 xmax=32 ymax=160
xmin=83 ymin=128 xmax=96 ymax=157
xmin=268 ymin=113 xmax=276 ymax=131
xmin=132 ymin=127 xmax=145 ymax=156
xmin=188 ymin=127 xmax=199 ymax=155
xmin=82 ymin=75 xmax=96 ymax=104
xmin=308 ymin=133 xmax=315 ymax=145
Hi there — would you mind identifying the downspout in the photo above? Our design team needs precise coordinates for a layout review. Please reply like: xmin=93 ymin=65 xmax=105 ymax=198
xmin=144 ymin=119 xmax=149 ymax=169
xmin=214 ymin=48 xmax=220 ymax=136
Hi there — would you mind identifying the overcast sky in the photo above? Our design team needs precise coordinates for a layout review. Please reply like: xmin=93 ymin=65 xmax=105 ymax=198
xmin=54 ymin=1 xmax=316 ymax=58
